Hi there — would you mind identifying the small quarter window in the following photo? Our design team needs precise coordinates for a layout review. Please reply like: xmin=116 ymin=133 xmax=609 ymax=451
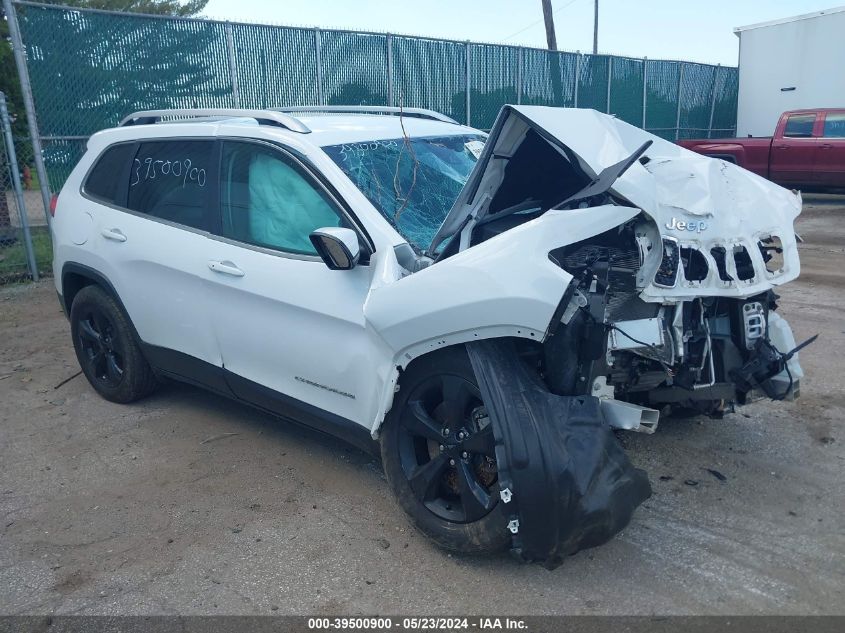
xmin=127 ymin=140 xmax=214 ymax=230
xmin=783 ymin=114 xmax=816 ymax=138
xmin=84 ymin=143 xmax=135 ymax=204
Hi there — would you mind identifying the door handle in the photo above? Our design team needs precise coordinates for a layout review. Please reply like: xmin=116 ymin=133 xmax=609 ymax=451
xmin=208 ymin=260 xmax=245 ymax=277
xmin=821 ymin=144 xmax=833 ymax=149
xmin=101 ymin=228 xmax=127 ymax=242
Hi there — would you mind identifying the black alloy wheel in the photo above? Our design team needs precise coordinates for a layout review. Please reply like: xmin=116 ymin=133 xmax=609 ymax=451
xmin=70 ymin=285 xmax=158 ymax=403
xmin=397 ymin=373 xmax=499 ymax=523
xmin=381 ymin=348 xmax=510 ymax=554
xmin=76 ymin=308 xmax=125 ymax=389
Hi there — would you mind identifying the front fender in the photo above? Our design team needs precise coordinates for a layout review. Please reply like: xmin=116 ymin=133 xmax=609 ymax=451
xmin=365 ymin=204 xmax=641 ymax=362
xmin=364 ymin=203 xmax=639 ymax=437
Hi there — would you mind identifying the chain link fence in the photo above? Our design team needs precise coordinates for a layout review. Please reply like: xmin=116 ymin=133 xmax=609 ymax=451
xmin=9 ymin=0 xmax=739 ymax=193
xmin=3 ymin=0 xmax=739 ymax=284
xmin=0 ymin=91 xmax=45 ymax=284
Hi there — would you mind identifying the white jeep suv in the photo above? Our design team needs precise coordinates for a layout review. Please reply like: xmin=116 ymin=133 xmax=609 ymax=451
xmin=52 ymin=105 xmax=807 ymax=566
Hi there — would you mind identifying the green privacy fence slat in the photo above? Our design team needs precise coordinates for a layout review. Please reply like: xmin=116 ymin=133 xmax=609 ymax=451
xmin=576 ymin=54 xmax=610 ymax=112
xmin=521 ymin=49 xmax=578 ymax=108
xmin=678 ymin=62 xmax=716 ymax=140
xmin=321 ymin=31 xmax=389 ymax=106
xmin=609 ymin=57 xmax=644 ymax=128
xmin=11 ymin=1 xmax=738 ymax=190
xmin=469 ymin=44 xmax=518 ymax=130
xmin=390 ymin=36 xmax=466 ymax=123
xmin=711 ymin=65 xmax=739 ymax=137
xmin=645 ymin=59 xmax=681 ymax=140
xmin=231 ymin=23 xmax=319 ymax=108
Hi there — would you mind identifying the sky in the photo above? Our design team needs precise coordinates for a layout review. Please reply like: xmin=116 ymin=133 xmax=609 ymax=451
xmin=202 ymin=0 xmax=839 ymax=66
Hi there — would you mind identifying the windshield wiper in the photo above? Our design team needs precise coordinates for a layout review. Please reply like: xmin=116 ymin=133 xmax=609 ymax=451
xmin=554 ymin=140 xmax=652 ymax=210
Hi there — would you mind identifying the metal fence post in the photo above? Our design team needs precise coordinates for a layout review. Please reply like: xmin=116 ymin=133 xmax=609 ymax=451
xmin=3 ymin=0 xmax=52 ymax=226
xmin=314 ymin=28 xmax=324 ymax=106
xmin=707 ymin=64 xmax=720 ymax=139
xmin=465 ymin=41 xmax=471 ymax=126
xmin=641 ymin=57 xmax=648 ymax=130
xmin=675 ymin=63 xmax=685 ymax=140
xmin=606 ymin=56 xmax=612 ymax=114
xmin=224 ymin=22 xmax=240 ymax=107
xmin=573 ymin=53 xmax=580 ymax=108
xmin=516 ymin=47 xmax=523 ymax=105
xmin=386 ymin=33 xmax=394 ymax=107
xmin=0 ymin=91 xmax=38 ymax=281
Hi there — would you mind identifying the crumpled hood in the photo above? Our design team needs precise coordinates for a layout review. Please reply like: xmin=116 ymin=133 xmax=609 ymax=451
xmin=430 ymin=105 xmax=802 ymax=299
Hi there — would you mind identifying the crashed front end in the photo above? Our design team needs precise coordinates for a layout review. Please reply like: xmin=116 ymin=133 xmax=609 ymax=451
xmin=428 ymin=106 xmax=808 ymax=565
xmin=431 ymin=105 xmax=806 ymax=426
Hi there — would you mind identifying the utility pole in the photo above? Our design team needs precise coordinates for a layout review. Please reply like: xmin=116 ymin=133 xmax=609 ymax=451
xmin=593 ymin=0 xmax=599 ymax=54
xmin=540 ymin=1 xmax=563 ymax=105
xmin=541 ymin=0 xmax=557 ymax=50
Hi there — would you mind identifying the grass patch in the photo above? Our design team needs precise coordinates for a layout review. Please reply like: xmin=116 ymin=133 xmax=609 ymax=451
xmin=0 ymin=225 xmax=52 ymax=284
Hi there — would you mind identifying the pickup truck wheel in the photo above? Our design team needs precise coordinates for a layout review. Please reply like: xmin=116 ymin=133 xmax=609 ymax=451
xmin=70 ymin=285 xmax=158 ymax=404
xmin=381 ymin=348 xmax=510 ymax=554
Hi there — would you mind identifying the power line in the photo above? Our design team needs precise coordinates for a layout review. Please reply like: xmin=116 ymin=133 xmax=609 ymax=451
xmin=502 ymin=0 xmax=587 ymax=43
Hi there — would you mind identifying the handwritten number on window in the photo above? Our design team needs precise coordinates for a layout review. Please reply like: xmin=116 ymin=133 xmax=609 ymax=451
xmin=130 ymin=156 xmax=206 ymax=188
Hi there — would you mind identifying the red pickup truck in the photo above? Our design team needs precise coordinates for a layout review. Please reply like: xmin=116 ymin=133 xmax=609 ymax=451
xmin=678 ymin=108 xmax=845 ymax=190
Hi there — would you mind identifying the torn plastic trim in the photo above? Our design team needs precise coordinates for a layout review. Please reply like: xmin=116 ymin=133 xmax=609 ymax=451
xmin=466 ymin=338 xmax=652 ymax=568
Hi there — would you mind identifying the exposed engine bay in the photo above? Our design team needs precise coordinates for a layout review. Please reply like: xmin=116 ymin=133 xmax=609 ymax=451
xmin=430 ymin=105 xmax=812 ymax=434
xmin=542 ymin=217 xmax=810 ymax=430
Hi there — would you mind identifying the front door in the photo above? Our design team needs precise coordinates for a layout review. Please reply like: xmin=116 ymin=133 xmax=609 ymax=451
xmin=769 ymin=112 xmax=820 ymax=187
xmin=204 ymin=139 xmax=380 ymax=436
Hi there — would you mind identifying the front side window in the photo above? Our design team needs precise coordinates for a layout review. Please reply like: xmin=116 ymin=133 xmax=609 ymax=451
xmin=783 ymin=114 xmax=816 ymax=138
xmin=84 ymin=143 xmax=135 ymax=204
xmin=219 ymin=142 xmax=343 ymax=255
xmin=323 ymin=135 xmax=484 ymax=252
xmin=127 ymin=140 xmax=214 ymax=230
xmin=823 ymin=113 xmax=845 ymax=138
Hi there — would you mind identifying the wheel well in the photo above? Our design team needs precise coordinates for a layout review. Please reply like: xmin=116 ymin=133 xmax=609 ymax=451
xmin=398 ymin=337 xmax=544 ymax=387
xmin=61 ymin=271 xmax=97 ymax=313
xmin=61 ymin=264 xmax=147 ymax=351
xmin=61 ymin=264 xmax=123 ymax=316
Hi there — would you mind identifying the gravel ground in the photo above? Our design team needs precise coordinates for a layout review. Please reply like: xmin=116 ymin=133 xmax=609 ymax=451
xmin=0 ymin=195 xmax=843 ymax=616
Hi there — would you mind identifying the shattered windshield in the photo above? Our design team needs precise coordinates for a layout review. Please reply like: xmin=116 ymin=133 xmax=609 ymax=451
xmin=323 ymin=134 xmax=485 ymax=251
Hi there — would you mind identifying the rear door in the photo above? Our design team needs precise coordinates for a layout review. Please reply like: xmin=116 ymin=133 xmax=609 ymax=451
xmin=815 ymin=111 xmax=845 ymax=188
xmin=84 ymin=138 xmax=224 ymax=382
xmin=769 ymin=112 xmax=820 ymax=186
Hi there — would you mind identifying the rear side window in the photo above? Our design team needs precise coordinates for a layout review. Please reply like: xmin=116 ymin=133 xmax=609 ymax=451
xmin=84 ymin=143 xmax=134 ymax=204
xmin=127 ymin=140 xmax=214 ymax=230
xmin=783 ymin=114 xmax=816 ymax=138
xmin=823 ymin=113 xmax=845 ymax=138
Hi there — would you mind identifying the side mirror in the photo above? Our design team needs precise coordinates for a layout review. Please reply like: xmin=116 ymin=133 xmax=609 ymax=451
xmin=309 ymin=227 xmax=361 ymax=270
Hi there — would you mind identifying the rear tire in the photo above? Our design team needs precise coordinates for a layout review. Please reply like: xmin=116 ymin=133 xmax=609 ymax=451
xmin=381 ymin=347 xmax=510 ymax=555
xmin=70 ymin=285 xmax=157 ymax=403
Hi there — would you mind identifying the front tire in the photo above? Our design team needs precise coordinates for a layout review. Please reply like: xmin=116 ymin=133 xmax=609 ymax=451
xmin=70 ymin=285 xmax=157 ymax=403
xmin=381 ymin=347 xmax=510 ymax=554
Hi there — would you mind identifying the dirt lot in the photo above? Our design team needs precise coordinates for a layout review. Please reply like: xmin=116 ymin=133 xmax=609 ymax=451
xmin=1 ymin=196 xmax=843 ymax=616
